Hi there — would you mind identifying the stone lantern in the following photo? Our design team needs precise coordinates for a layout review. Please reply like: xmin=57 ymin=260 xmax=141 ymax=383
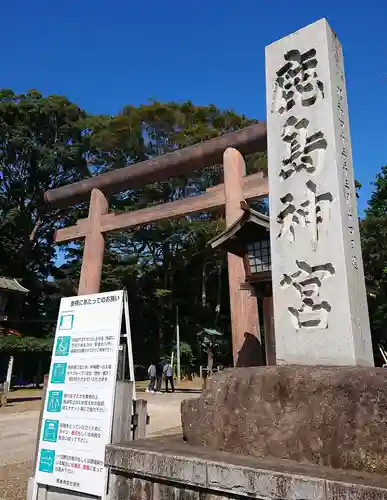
xmin=208 ymin=202 xmax=275 ymax=365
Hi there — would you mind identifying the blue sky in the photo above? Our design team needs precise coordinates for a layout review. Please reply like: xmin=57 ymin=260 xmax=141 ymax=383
xmin=1 ymin=0 xmax=386 ymax=213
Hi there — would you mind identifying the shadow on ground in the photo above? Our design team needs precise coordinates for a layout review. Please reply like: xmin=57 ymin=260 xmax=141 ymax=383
xmin=7 ymin=396 xmax=42 ymax=403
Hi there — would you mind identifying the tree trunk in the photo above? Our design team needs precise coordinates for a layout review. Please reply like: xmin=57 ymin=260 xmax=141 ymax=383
xmin=201 ymin=259 xmax=207 ymax=308
xmin=35 ymin=356 xmax=43 ymax=388
xmin=158 ymin=304 xmax=164 ymax=358
xmin=215 ymin=258 xmax=222 ymax=323
xmin=158 ymin=254 xmax=169 ymax=357
xmin=207 ymin=347 xmax=213 ymax=373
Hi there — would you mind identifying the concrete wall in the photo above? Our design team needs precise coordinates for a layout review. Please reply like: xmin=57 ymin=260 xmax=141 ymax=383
xmin=106 ymin=436 xmax=387 ymax=500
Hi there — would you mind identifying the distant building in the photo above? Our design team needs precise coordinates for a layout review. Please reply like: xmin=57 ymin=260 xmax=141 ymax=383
xmin=0 ymin=277 xmax=29 ymax=336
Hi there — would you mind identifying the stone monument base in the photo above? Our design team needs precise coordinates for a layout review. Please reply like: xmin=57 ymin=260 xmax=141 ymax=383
xmin=105 ymin=436 xmax=387 ymax=500
xmin=182 ymin=366 xmax=387 ymax=475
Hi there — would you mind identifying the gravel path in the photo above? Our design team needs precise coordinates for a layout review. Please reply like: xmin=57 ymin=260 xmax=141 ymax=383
xmin=0 ymin=408 xmax=39 ymax=500
xmin=0 ymin=410 xmax=39 ymax=467
xmin=0 ymin=391 xmax=198 ymax=500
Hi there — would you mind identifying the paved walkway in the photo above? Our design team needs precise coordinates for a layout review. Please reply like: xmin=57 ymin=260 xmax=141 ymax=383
xmin=0 ymin=390 xmax=198 ymax=500
xmin=146 ymin=391 xmax=197 ymax=436
xmin=0 ymin=411 xmax=39 ymax=468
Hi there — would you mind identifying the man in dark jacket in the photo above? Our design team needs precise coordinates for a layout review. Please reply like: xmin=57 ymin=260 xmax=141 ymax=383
xmin=155 ymin=360 xmax=164 ymax=393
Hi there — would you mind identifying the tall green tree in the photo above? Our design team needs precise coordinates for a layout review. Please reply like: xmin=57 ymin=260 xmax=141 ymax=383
xmin=361 ymin=165 xmax=387 ymax=357
xmin=0 ymin=89 xmax=90 ymax=336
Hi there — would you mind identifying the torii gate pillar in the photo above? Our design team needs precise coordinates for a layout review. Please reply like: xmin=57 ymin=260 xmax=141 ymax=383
xmin=224 ymin=148 xmax=263 ymax=366
xmin=78 ymin=188 xmax=108 ymax=295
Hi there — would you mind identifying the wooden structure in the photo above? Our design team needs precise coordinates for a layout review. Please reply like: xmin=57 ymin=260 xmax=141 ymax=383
xmin=45 ymin=123 xmax=266 ymax=208
xmin=0 ymin=277 xmax=29 ymax=324
xmin=197 ymin=328 xmax=223 ymax=373
xmin=0 ymin=277 xmax=29 ymax=397
xmin=209 ymin=200 xmax=275 ymax=365
xmin=45 ymin=124 xmax=269 ymax=366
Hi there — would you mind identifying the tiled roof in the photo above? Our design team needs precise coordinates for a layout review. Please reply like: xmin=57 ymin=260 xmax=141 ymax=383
xmin=198 ymin=328 xmax=223 ymax=337
xmin=0 ymin=277 xmax=29 ymax=294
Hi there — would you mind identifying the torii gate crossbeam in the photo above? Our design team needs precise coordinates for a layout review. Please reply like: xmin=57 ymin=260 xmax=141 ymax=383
xmin=45 ymin=124 xmax=269 ymax=366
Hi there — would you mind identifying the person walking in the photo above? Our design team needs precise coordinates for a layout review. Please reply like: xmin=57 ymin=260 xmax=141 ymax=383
xmin=146 ymin=363 xmax=156 ymax=393
xmin=155 ymin=360 xmax=164 ymax=394
xmin=163 ymin=360 xmax=175 ymax=393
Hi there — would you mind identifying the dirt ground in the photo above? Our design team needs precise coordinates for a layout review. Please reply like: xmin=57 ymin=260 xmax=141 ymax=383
xmin=0 ymin=402 xmax=39 ymax=500
xmin=0 ymin=382 xmax=201 ymax=500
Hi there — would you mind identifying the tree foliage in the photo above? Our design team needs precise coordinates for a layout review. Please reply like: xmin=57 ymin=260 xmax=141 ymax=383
xmin=0 ymin=92 xmax=267 ymax=373
xmin=0 ymin=88 xmax=386 ymax=373
xmin=0 ymin=336 xmax=53 ymax=353
xmin=361 ymin=165 xmax=387 ymax=357
xmin=0 ymin=89 xmax=91 ymax=338
xmin=2 ymin=87 xmax=387 ymax=374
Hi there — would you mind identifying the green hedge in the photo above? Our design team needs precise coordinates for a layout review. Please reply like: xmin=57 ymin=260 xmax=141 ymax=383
xmin=0 ymin=336 xmax=53 ymax=353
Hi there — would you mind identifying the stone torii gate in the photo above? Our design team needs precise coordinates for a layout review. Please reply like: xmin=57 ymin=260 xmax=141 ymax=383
xmin=45 ymin=123 xmax=269 ymax=366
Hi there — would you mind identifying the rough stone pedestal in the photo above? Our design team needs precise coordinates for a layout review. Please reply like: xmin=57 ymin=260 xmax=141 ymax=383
xmin=182 ymin=367 xmax=387 ymax=475
xmin=0 ymin=391 xmax=6 ymax=407
xmin=0 ymin=382 xmax=8 ymax=407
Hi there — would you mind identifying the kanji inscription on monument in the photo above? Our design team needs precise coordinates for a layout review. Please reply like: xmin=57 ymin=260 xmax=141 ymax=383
xmin=265 ymin=19 xmax=374 ymax=366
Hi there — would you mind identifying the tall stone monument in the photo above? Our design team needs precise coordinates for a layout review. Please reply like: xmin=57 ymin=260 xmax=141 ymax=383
xmin=107 ymin=22 xmax=387 ymax=499
xmin=266 ymin=19 xmax=374 ymax=366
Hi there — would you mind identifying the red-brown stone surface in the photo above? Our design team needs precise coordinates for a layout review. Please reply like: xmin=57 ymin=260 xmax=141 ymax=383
xmin=181 ymin=366 xmax=387 ymax=474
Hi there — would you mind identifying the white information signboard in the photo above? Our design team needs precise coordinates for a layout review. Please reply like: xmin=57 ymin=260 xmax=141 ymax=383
xmin=35 ymin=290 xmax=124 ymax=497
